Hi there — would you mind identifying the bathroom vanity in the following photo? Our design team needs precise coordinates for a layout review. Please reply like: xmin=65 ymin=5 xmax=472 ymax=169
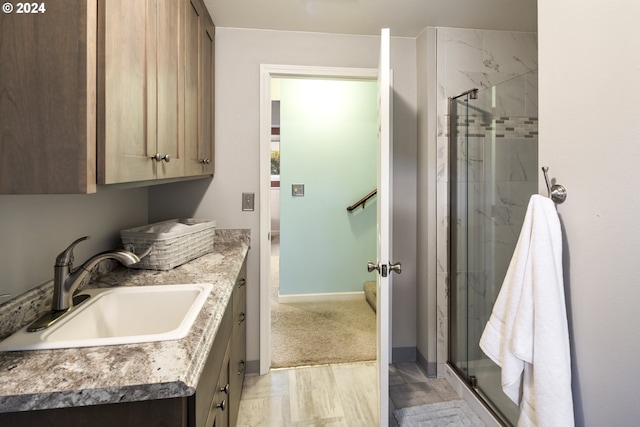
xmin=0 ymin=229 xmax=249 ymax=427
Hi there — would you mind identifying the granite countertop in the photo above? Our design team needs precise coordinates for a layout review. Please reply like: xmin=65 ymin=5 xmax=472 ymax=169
xmin=0 ymin=229 xmax=250 ymax=413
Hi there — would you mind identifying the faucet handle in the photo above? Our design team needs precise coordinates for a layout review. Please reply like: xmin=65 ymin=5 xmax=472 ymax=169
xmin=55 ymin=236 xmax=90 ymax=267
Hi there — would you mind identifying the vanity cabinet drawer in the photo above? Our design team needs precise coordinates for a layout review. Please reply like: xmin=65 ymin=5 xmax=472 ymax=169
xmin=191 ymin=302 xmax=232 ymax=427
xmin=205 ymin=343 xmax=230 ymax=427
xmin=229 ymin=259 xmax=247 ymax=427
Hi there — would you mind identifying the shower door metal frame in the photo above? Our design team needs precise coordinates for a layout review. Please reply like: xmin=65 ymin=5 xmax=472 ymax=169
xmin=447 ymin=91 xmax=472 ymax=382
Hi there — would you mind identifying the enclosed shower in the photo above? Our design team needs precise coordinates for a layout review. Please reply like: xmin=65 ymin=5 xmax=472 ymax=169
xmin=448 ymin=71 xmax=538 ymax=425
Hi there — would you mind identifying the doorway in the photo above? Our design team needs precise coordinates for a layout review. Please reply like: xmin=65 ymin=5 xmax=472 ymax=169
xmin=269 ymin=76 xmax=378 ymax=369
xmin=259 ymin=66 xmax=379 ymax=374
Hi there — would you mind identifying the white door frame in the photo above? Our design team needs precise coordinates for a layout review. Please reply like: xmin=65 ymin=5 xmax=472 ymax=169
xmin=259 ymin=64 xmax=379 ymax=375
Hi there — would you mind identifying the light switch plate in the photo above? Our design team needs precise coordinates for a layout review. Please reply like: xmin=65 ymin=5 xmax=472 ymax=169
xmin=242 ymin=193 xmax=255 ymax=211
xmin=292 ymin=184 xmax=304 ymax=197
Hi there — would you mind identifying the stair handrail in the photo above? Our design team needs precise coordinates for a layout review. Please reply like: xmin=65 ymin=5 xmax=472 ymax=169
xmin=346 ymin=189 xmax=377 ymax=212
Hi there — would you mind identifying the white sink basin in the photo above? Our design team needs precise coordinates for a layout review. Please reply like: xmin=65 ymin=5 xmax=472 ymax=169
xmin=0 ymin=283 xmax=213 ymax=351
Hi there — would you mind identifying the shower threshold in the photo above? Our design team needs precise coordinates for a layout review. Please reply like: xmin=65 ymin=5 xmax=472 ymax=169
xmin=443 ymin=362 xmax=511 ymax=427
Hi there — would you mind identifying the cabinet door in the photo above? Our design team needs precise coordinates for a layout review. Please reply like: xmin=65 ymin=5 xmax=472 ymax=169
xmin=0 ymin=398 xmax=189 ymax=426
xmin=181 ymin=0 xmax=215 ymax=177
xmin=207 ymin=344 xmax=230 ymax=427
xmin=0 ymin=0 xmax=96 ymax=194
xmin=98 ymin=0 xmax=157 ymax=184
xmin=156 ymin=0 xmax=185 ymax=178
xmin=199 ymin=20 xmax=215 ymax=175
xmin=184 ymin=0 xmax=203 ymax=175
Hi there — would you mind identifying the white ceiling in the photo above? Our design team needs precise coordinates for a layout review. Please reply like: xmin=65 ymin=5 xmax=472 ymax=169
xmin=202 ymin=0 xmax=537 ymax=37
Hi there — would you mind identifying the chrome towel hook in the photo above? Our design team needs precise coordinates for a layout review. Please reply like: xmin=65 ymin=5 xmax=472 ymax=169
xmin=542 ymin=166 xmax=567 ymax=204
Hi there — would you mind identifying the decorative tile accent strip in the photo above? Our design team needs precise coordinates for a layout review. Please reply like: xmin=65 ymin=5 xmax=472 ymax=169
xmin=444 ymin=115 xmax=538 ymax=139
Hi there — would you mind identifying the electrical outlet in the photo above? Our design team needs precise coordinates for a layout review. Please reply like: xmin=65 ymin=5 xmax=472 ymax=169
xmin=242 ymin=193 xmax=255 ymax=211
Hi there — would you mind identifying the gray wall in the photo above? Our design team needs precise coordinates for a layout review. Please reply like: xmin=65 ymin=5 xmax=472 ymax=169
xmin=539 ymin=0 xmax=640 ymax=424
xmin=149 ymin=27 xmax=418 ymax=366
xmin=416 ymin=27 xmax=438 ymax=375
xmin=0 ymin=189 xmax=149 ymax=301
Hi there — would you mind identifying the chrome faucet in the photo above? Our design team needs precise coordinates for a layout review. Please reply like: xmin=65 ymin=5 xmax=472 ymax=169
xmin=51 ymin=236 xmax=140 ymax=312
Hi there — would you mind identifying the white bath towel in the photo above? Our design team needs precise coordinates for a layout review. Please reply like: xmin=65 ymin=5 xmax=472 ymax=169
xmin=479 ymin=195 xmax=574 ymax=427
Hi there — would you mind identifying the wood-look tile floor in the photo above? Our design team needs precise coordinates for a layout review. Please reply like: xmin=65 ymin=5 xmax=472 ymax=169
xmin=237 ymin=361 xmax=462 ymax=426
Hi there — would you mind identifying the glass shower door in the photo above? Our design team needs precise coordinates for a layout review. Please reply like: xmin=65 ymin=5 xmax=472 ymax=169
xmin=449 ymin=72 xmax=539 ymax=426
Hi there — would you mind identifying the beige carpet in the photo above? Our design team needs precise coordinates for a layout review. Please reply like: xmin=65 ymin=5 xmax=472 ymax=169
xmin=271 ymin=299 xmax=376 ymax=368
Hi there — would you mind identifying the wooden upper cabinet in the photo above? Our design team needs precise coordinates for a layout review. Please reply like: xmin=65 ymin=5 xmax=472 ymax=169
xmin=184 ymin=0 xmax=201 ymax=175
xmin=185 ymin=0 xmax=215 ymax=177
xmin=156 ymin=0 xmax=185 ymax=179
xmin=0 ymin=0 xmax=97 ymax=193
xmin=98 ymin=0 xmax=155 ymax=184
xmin=98 ymin=0 xmax=185 ymax=184
xmin=200 ymin=21 xmax=215 ymax=176
xmin=0 ymin=0 xmax=214 ymax=194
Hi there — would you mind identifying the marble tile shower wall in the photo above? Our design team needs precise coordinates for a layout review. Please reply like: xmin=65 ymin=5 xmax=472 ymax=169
xmin=435 ymin=28 xmax=538 ymax=373
xmin=452 ymin=116 xmax=538 ymax=361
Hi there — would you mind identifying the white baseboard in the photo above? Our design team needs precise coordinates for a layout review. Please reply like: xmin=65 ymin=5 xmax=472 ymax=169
xmin=443 ymin=364 xmax=503 ymax=427
xmin=278 ymin=291 xmax=365 ymax=303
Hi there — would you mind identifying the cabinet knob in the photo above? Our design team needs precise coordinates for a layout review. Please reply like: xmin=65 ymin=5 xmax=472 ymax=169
xmin=238 ymin=278 xmax=246 ymax=287
xmin=220 ymin=383 xmax=229 ymax=394
xmin=238 ymin=360 xmax=246 ymax=375
xmin=238 ymin=312 xmax=246 ymax=325
xmin=152 ymin=153 xmax=171 ymax=162
xmin=200 ymin=158 xmax=210 ymax=165
xmin=216 ymin=400 xmax=226 ymax=411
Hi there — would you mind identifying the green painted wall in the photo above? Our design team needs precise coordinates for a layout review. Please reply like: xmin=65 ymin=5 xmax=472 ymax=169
xmin=279 ymin=78 xmax=378 ymax=296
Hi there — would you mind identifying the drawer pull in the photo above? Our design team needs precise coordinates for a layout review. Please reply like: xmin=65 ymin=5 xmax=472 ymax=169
xmin=216 ymin=400 xmax=226 ymax=411
xmin=238 ymin=312 xmax=246 ymax=325
xmin=238 ymin=360 xmax=246 ymax=375
xmin=220 ymin=383 xmax=229 ymax=394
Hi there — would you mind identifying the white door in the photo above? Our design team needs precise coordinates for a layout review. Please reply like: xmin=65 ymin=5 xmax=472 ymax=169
xmin=372 ymin=27 xmax=399 ymax=426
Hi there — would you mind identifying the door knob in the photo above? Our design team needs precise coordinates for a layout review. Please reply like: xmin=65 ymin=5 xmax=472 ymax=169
xmin=389 ymin=262 xmax=402 ymax=274
xmin=367 ymin=262 xmax=380 ymax=273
